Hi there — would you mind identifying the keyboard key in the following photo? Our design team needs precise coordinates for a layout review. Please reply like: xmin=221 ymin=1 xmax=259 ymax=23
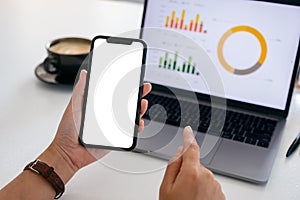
xmin=245 ymin=137 xmax=257 ymax=145
xmin=222 ymin=132 xmax=234 ymax=139
xmin=198 ymin=126 xmax=208 ymax=133
xmin=260 ymin=138 xmax=271 ymax=143
xmin=233 ymin=129 xmax=244 ymax=136
xmin=257 ymin=141 xmax=270 ymax=148
xmin=233 ymin=135 xmax=245 ymax=142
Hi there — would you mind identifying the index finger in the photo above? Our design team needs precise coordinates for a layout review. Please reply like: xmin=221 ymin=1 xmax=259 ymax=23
xmin=182 ymin=126 xmax=201 ymax=166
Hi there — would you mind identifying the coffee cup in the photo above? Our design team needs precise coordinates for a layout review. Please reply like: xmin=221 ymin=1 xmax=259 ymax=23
xmin=43 ymin=37 xmax=91 ymax=83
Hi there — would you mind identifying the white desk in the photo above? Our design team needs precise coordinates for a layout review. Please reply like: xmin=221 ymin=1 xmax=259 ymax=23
xmin=0 ymin=0 xmax=299 ymax=199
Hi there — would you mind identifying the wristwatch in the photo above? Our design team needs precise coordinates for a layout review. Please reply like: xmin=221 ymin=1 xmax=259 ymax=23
xmin=24 ymin=160 xmax=65 ymax=199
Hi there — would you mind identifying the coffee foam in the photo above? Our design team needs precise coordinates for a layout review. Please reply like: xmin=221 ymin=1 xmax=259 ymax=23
xmin=50 ymin=40 xmax=90 ymax=55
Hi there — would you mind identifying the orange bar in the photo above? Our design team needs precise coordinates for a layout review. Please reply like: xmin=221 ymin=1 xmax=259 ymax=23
xmin=180 ymin=9 xmax=185 ymax=29
xmin=180 ymin=20 xmax=184 ymax=29
xmin=170 ymin=11 xmax=175 ymax=28
xmin=194 ymin=14 xmax=200 ymax=32
xmin=165 ymin=16 xmax=170 ymax=27
xmin=175 ymin=18 xmax=179 ymax=28
xmin=199 ymin=21 xmax=203 ymax=32
xmin=184 ymin=24 xmax=188 ymax=30
xmin=189 ymin=20 xmax=194 ymax=31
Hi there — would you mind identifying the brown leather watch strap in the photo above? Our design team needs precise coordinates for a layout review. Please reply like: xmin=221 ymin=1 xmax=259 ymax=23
xmin=24 ymin=160 xmax=65 ymax=199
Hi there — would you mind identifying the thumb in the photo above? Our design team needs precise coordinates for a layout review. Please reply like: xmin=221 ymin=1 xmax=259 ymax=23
xmin=161 ymin=146 xmax=183 ymax=188
xmin=72 ymin=69 xmax=87 ymax=111
xmin=73 ymin=70 xmax=87 ymax=100
xmin=72 ymin=70 xmax=87 ymax=132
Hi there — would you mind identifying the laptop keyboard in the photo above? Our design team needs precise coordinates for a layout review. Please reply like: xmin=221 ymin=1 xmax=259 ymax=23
xmin=143 ymin=93 xmax=277 ymax=149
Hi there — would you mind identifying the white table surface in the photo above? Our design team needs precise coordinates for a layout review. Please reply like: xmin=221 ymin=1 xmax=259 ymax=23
xmin=0 ymin=0 xmax=300 ymax=199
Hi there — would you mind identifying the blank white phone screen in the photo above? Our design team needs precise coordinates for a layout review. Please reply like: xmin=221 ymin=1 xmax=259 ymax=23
xmin=82 ymin=38 xmax=144 ymax=149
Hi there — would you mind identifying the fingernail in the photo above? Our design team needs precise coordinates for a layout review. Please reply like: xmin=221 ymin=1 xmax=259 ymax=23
xmin=81 ymin=70 xmax=87 ymax=77
xmin=186 ymin=126 xmax=193 ymax=133
xmin=79 ymin=71 xmax=84 ymax=80
xmin=185 ymin=126 xmax=194 ymax=142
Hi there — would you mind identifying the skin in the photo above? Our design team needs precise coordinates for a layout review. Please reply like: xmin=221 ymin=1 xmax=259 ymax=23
xmin=0 ymin=70 xmax=225 ymax=200
xmin=159 ymin=126 xmax=226 ymax=200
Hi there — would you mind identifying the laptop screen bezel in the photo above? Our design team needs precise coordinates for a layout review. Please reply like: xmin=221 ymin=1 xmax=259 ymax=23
xmin=140 ymin=0 xmax=300 ymax=118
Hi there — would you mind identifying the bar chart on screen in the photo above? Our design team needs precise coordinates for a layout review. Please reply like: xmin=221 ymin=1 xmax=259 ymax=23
xmin=158 ymin=51 xmax=200 ymax=76
xmin=144 ymin=47 xmax=208 ymax=93
xmin=164 ymin=9 xmax=207 ymax=34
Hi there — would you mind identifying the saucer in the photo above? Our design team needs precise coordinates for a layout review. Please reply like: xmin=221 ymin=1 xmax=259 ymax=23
xmin=35 ymin=63 xmax=75 ymax=85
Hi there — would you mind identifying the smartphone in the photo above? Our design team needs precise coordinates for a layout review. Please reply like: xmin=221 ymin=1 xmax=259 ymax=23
xmin=79 ymin=35 xmax=147 ymax=151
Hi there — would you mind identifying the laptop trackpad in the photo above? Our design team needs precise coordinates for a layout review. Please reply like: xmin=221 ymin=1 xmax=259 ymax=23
xmin=210 ymin=140 xmax=272 ymax=182
xmin=137 ymin=121 xmax=220 ymax=165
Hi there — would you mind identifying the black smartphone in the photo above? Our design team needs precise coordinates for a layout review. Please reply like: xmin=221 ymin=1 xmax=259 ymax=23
xmin=79 ymin=35 xmax=147 ymax=151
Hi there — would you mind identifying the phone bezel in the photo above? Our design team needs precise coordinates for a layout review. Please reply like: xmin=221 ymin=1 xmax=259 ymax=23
xmin=78 ymin=35 xmax=147 ymax=151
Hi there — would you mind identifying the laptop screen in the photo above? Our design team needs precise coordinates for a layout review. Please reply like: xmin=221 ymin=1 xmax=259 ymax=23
xmin=141 ymin=0 xmax=300 ymax=111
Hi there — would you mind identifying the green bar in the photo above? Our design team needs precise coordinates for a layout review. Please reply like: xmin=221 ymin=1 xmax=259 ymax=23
xmin=192 ymin=66 xmax=195 ymax=74
xmin=188 ymin=57 xmax=192 ymax=72
xmin=173 ymin=52 xmax=178 ymax=70
xmin=187 ymin=63 xmax=190 ymax=73
xmin=164 ymin=52 xmax=169 ymax=68
xmin=159 ymin=57 xmax=163 ymax=67
xmin=168 ymin=59 xmax=172 ymax=69
xmin=182 ymin=62 xmax=186 ymax=72
xmin=165 ymin=52 xmax=169 ymax=62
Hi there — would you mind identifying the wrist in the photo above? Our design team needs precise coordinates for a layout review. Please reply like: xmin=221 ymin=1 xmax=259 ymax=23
xmin=38 ymin=144 xmax=78 ymax=184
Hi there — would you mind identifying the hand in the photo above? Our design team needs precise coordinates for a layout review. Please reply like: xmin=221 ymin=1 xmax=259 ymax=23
xmin=38 ymin=70 xmax=152 ymax=183
xmin=159 ymin=126 xmax=225 ymax=200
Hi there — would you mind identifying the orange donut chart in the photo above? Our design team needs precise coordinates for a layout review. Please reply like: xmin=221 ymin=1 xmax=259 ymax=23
xmin=217 ymin=26 xmax=267 ymax=75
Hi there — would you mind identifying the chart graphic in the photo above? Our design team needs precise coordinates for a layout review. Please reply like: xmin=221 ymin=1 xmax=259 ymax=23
xmin=217 ymin=25 xmax=267 ymax=75
xmin=159 ymin=51 xmax=200 ymax=76
xmin=165 ymin=9 xmax=207 ymax=33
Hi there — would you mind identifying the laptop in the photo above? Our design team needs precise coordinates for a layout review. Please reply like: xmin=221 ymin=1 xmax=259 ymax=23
xmin=136 ymin=0 xmax=300 ymax=183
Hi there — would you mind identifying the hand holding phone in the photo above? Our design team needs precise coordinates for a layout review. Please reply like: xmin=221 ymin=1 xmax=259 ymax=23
xmin=79 ymin=36 xmax=147 ymax=151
